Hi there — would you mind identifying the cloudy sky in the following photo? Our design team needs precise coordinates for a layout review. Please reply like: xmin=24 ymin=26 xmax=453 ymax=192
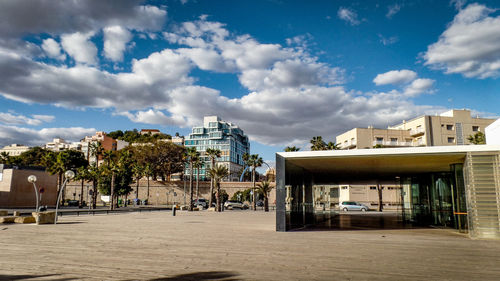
xmin=0 ymin=0 xmax=499 ymax=163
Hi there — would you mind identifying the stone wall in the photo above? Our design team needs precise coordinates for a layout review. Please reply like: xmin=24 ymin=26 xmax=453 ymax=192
xmin=65 ymin=179 xmax=276 ymax=206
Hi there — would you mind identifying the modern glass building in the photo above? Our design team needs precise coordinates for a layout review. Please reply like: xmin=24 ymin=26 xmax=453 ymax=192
xmin=276 ymin=145 xmax=500 ymax=239
xmin=185 ymin=116 xmax=250 ymax=181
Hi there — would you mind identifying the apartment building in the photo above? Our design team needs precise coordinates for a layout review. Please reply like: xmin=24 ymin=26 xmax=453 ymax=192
xmin=184 ymin=116 xmax=250 ymax=181
xmin=336 ymin=109 xmax=495 ymax=149
xmin=0 ymin=144 xmax=30 ymax=156
xmin=44 ymin=138 xmax=82 ymax=152
xmin=81 ymin=131 xmax=128 ymax=162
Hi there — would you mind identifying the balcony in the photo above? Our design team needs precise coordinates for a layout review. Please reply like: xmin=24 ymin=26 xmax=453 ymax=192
xmin=410 ymin=127 xmax=425 ymax=137
xmin=340 ymin=140 xmax=357 ymax=149
xmin=372 ymin=140 xmax=413 ymax=147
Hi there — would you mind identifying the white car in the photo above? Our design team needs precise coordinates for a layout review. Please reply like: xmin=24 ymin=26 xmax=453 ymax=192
xmin=339 ymin=201 xmax=369 ymax=212
xmin=224 ymin=200 xmax=245 ymax=209
xmin=193 ymin=199 xmax=208 ymax=209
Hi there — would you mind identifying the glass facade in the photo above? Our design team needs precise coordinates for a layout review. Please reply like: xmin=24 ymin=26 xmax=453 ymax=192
xmin=185 ymin=116 xmax=250 ymax=181
xmin=276 ymin=150 xmax=500 ymax=239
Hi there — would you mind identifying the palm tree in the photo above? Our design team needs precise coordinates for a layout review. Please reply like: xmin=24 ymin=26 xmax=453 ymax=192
xmin=102 ymin=150 xmax=118 ymax=210
xmin=310 ymin=136 xmax=327 ymax=151
xmin=193 ymin=157 xmax=202 ymax=200
xmin=89 ymin=141 xmax=104 ymax=167
xmin=75 ymin=165 xmax=91 ymax=207
xmin=206 ymin=148 xmax=221 ymax=207
xmin=244 ymin=153 xmax=263 ymax=211
xmin=0 ymin=152 xmax=10 ymax=164
xmin=132 ymin=163 xmax=144 ymax=201
xmin=208 ymin=164 xmax=228 ymax=212
xmin=284 ymin=146 xmax=300 ymax=152
xmin=326 ymin=141 xmax=340 ymax=150
xmin=256 ymin=181 xmax=274 ymax=212
xmin=186 ymin=147 xmax=200 ymax=211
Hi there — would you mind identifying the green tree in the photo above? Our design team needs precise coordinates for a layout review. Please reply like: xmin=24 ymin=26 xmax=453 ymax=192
xmin=256 ymin=181 xmax=274 ymax=212
xmin=326 ymin=141 xmax=340 ymax=150
xmin=131 ymin=162 xmax=145 ymax=200
xmin=467 ymin=131 xmax=486 ymax=144
xmin=186 ymin=147 xmax=200 ymax=211
xmin=310 ymin=136 xmax=327 ymax=151
xmin=284 ymin=146 xmax=300 ymax=152
xmin=244 ymin=153 xmax=263 ymax=211
xmin=99 ymin=150 xmax=134 ymax=209
xmin=206 ymin=148 xmax=221 ymax=207
xmin=44 ymin=150 xmax=87 ymax=206
xmin=0 ymin=152 xmax=10 ymax=164
xmin=193 ymin=157 xmax=202 ymax=200
xmin=208 ymin=164 xmax=228 ymax=212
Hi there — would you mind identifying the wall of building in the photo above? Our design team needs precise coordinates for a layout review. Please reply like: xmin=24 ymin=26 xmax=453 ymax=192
xmin=65 ymin=180 xmax=276 ymax=206
xmin=486 ymin=119 xmax=500 ymax=145
xmin=0 ymin=168 xmax=58 ymax=208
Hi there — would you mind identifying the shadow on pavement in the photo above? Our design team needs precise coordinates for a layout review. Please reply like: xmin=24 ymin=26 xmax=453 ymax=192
xmin=144 ymin=271 xmax=239 ymax=281
xmin=0 ymin=274 xmax=76 ymax=281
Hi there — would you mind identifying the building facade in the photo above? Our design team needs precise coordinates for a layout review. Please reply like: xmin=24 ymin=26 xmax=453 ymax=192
xmin=276 ymin=145 xmax=500 ymax=239
xmin=184 ymin=116 xmax=250 ymax=181
xmin=44 ymin=138 xmax=82 ymax=152
xmin=81 ymin=131 xmax=128 ymax=163
xmin=0 ymin=144 xmax=30 ymax=156
xmin=336 ymin=109 xmax=495 ymax=149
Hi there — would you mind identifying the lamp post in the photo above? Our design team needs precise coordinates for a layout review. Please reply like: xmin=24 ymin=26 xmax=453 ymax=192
xmin=54 ymin=170 xmax=75 ymax=224
xmin=27 ymin=175 xmax=40 ymax=224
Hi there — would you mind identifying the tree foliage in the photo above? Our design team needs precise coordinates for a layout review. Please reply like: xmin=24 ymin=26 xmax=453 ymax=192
xmin=467 ymin=131 xmax=486 ymax=145
xmin=107 ymin=129 xmax=172 ymax=143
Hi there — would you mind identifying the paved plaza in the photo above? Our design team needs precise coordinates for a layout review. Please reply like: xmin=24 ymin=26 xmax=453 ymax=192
xmin=1 ymin=210 xmax=500 ymax=280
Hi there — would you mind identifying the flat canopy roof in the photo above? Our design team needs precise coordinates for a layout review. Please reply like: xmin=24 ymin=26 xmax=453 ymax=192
xmin=278 ymin=145 xmax=500 ymax=179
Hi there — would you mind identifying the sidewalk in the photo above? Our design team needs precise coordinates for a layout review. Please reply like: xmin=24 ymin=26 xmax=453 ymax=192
xmin=0 ymin=211 xmax=499 ymax=280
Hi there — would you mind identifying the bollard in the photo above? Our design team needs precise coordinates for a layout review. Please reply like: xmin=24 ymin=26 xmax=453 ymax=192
xmin=172 ymin=205 xmax=176 ymax=216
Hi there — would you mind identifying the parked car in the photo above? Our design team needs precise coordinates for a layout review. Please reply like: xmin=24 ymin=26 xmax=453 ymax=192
xmin=256 ymin=200 xmax=264 ymax=207
xmin=193 ymin=198 xmax=208 ymax=209
xmin=67 ymin=200 xmax=79 ymax=207
xmin=339 ymin=201 xmax=369 ymax=212
xmin=224 ymin=200 xmax=245 ymax=209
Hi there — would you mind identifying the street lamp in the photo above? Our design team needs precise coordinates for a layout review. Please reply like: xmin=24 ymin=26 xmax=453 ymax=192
xmin=27 ymin=175 xmax=40 ymax=224
xmin=54 ymin=170 xmax=75 ymax=224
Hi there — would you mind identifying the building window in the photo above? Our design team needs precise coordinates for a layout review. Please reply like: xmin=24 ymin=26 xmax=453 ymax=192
xmin=390 ymin=138 xmax=397 ymax=142
xmin=446 ymin=124 xmax=454 ymax=130
xmin=369 ymin=186 xmax=376 ymax=190
xmin=341 ymin=186 xmax=349 ymax=190
xmin=448 ymin=137 xmax=455 ymax=143
xmin=376 ymin=137 xmax=383 ymax=142
xmin=472 ymin=126 xmax=479 ymax=132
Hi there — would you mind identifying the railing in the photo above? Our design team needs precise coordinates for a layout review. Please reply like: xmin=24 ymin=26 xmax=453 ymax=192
xmin=340 ymin=140 xmax=357 ymax=149
xmin=410 ymin=127 xmax=425 ymax=136
xmin=372 ymin=140 xmax=413 ymax=147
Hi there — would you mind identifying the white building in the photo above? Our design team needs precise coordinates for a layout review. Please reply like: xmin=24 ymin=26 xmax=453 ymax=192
xmin=0 ymin=144 xmax=30 ymax=156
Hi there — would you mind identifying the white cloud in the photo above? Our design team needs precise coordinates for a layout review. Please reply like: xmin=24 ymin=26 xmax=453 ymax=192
xmin=103 ymin=26 xmax=132 ymax=62
xmin=386 ymin=4 xmax=401 ymax=19
xmin=0 ymin=124 xmax=95 ymax=147
xmin=0 ymin=16 xmax=445 ymax=147
xmin=373 ymin=70 xmax=417 ymax=85
xmin=450 ymin=0 xmax=467 ymax=10
xmin=41 ymin=38 xmax=66 ymax=60
xmin=378 ymin=34 xmax=399 ymax=46
xmin=61 ymin=32 xmax=98 ymax=65
xmin=424 ymin=3 xmax=500 ymax=78
xmin=337 ymin=7 xmax=360 ymax=26
xmin=403 ymin=78 xmax=435 ymax=96
xmin=0 ymin=112 xmax=54 ymax=126
xmin=0 ymin=2 xmax=166 ymax=38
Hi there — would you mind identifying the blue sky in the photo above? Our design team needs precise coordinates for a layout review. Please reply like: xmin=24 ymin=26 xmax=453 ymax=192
xmin=0 ymin=0 xmax=499 ymax=165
